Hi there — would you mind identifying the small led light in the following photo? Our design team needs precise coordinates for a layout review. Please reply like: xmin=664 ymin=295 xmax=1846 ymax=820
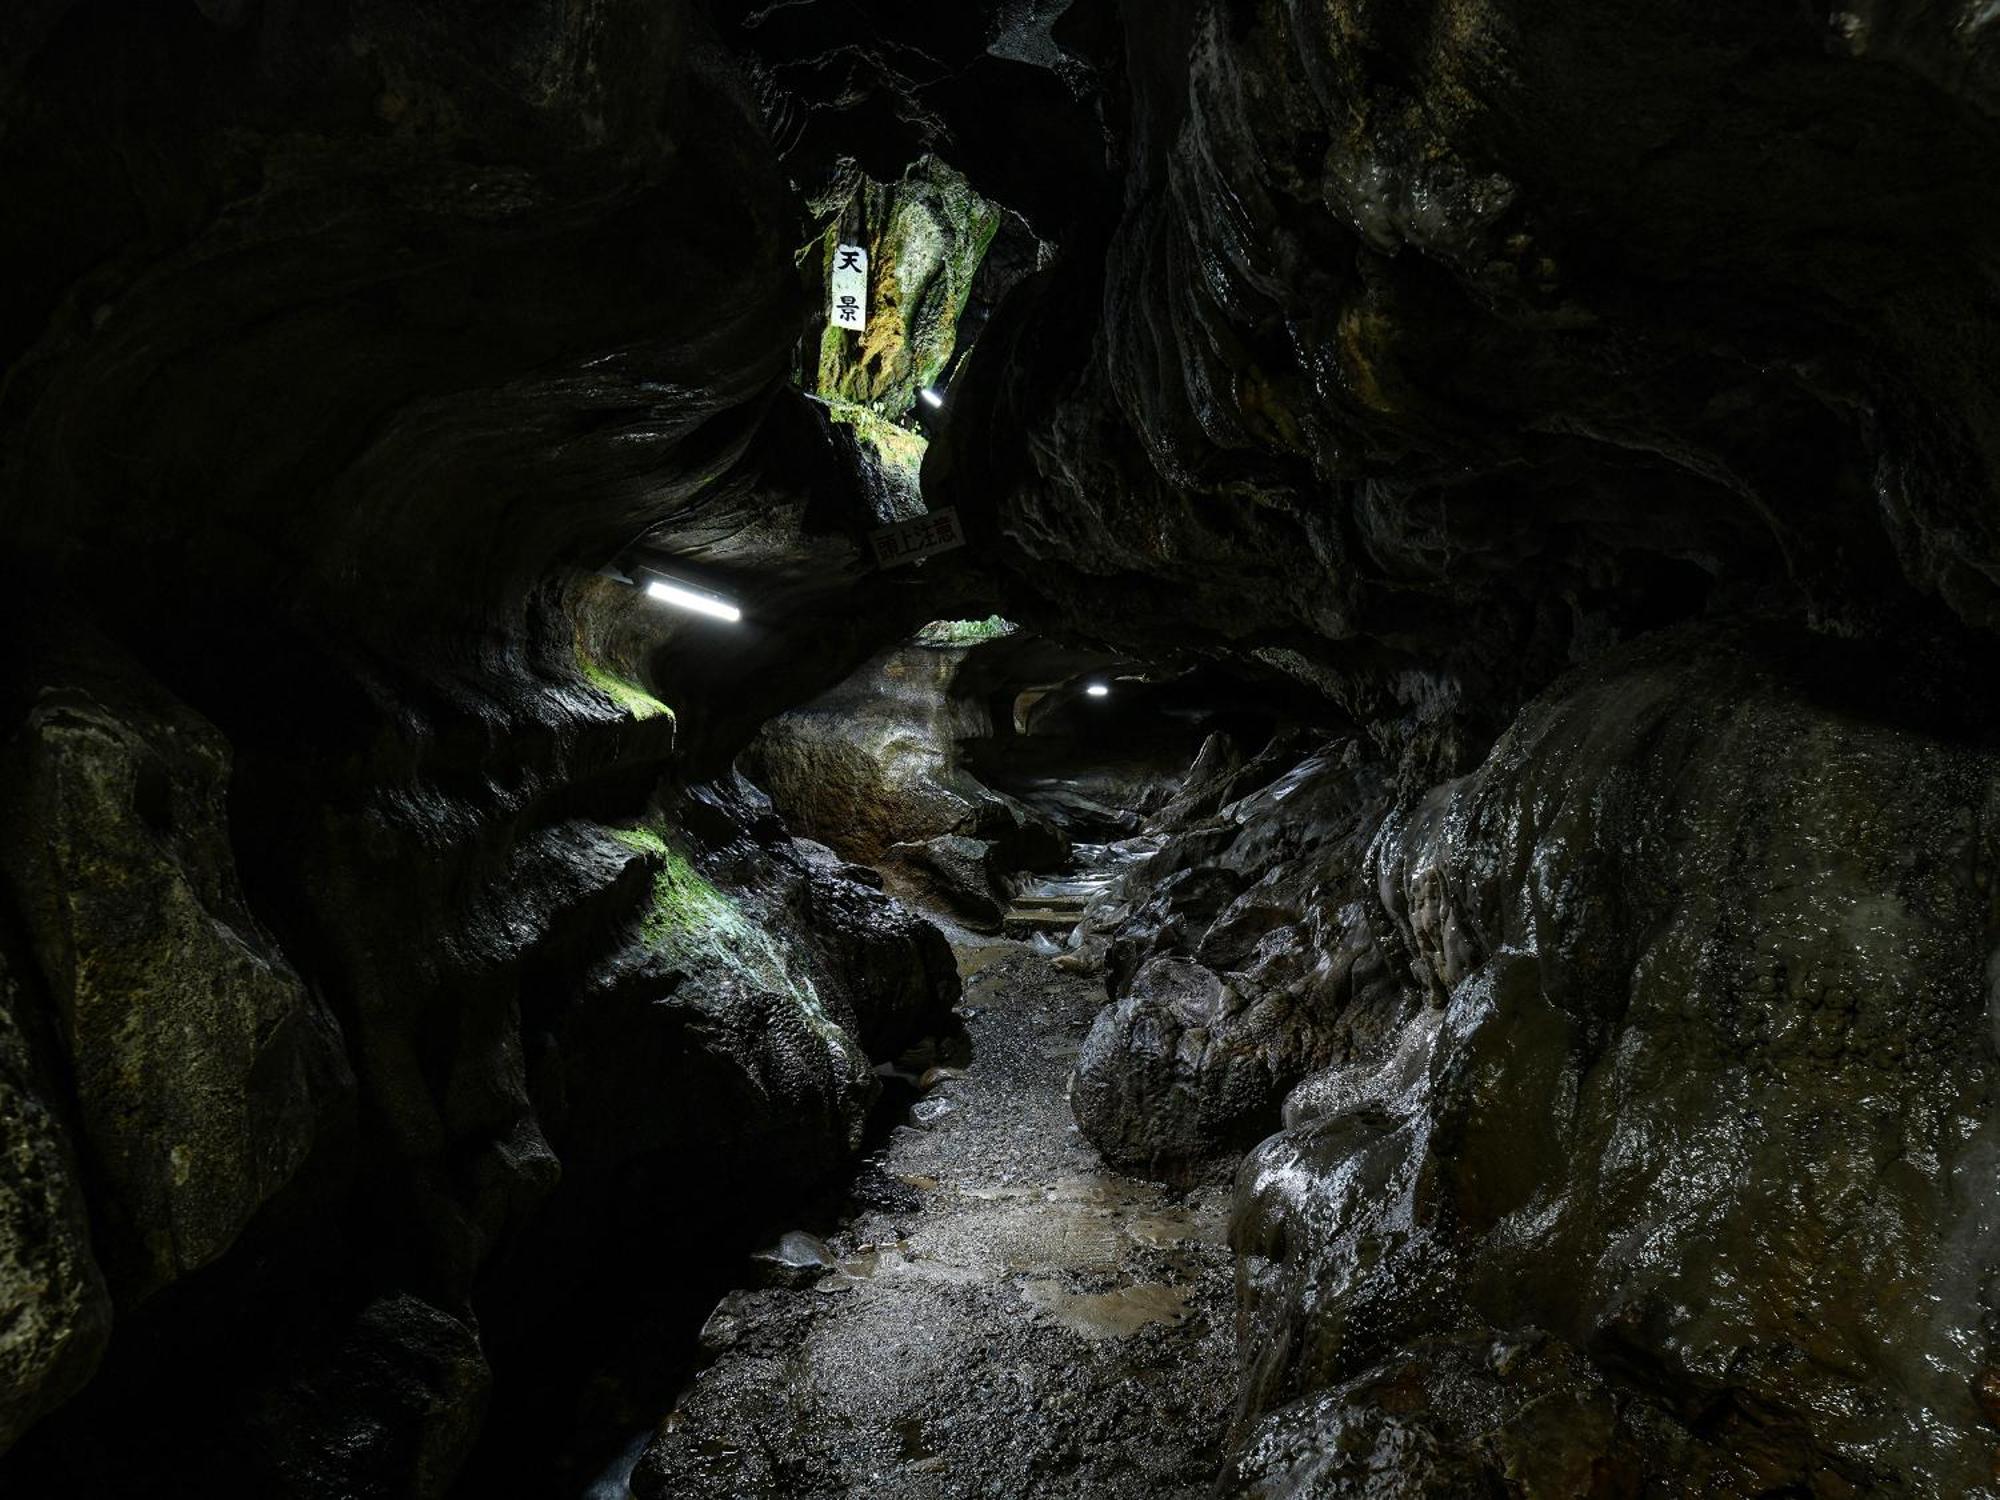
xmin=919 ymin=388 xmax=944 ymax=408
xmin=1086 ymin=683 xmax=1110 ymax=698
xmin=644 ymin=579 xmax=742 ymax=623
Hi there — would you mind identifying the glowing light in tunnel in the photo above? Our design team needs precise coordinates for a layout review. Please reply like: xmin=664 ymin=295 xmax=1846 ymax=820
xmin=919 ymin=388 xmax=944 ymax=408
xmin=644 ymin=579 xmax=742 ymax=623
xmin=1086 ymin=683 xmax=1110 ymax=698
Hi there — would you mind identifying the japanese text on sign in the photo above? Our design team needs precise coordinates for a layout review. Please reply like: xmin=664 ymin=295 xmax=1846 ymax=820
xmin=831 ymin=243 xmax=868 ymax=331
xmin=869 ymin=507 xmax=966 ymax=568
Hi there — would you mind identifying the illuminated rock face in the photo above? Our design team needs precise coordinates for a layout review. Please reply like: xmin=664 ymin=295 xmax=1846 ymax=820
xmin=814 ymin=158 xmax=1000 ymax=421
xmin=739 ymin=639 xmax=1070 ymax=927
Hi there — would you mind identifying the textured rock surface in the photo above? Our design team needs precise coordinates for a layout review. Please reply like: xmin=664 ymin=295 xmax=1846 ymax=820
xmin=0 ymin=631 xmax=351 ymax=1300
xmin=0 ymin=0 xmax=970 ymax=1488
xmin=815 ymin=157 xmax=999 ymax=418
xmin=1070 ymin=737 xmax=1390 ymax=1178
xmin=742 ymin=639 xmax=1069 ymax=885
xmin=246 ymin=1295 xmax=490 ymax=1500
xmin=1217 ymin=628 xmax=2000 ymax=1492
xmin=6 ymin=0 xmax=2000 ymax=1491
xmin=1066 ymin=623 xmax=2000 ymax=1487
xmin=0 ymin=944 xmax=108 ymax=1454
xmin=879 ymin=833 xmax=1014 ymax=933
xmin=931 ymin=0 xmax=2000 ymax=766
xmin=1071 ymin=954 xmax=1341 ymax=1183
xmin=744 ymin=645 xmax=985 ymax=863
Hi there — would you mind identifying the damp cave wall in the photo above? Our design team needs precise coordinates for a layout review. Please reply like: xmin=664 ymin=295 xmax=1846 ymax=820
xmin=0 ymin=1 xmax=992 ymax=1492
xmin=923 ymin=0 xmax=2000 ymax=1490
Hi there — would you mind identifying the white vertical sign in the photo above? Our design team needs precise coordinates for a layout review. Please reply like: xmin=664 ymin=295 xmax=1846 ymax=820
xmin=831 ymin=242 xmax=868 ymax=331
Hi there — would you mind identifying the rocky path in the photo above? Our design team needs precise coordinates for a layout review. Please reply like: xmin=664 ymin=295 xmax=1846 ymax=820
xmin=621 ymin=940 xmax=1238 ymax=1499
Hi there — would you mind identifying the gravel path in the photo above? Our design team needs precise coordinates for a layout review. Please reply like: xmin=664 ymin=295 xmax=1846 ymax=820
xmin=624 ymin=941 xmax=1238 ymax=1498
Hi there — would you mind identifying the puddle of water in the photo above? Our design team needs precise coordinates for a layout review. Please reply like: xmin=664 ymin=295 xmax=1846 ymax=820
xmin=1019 ymin=1279 xmax=1194 ymax=1339
xmin=955 ymin=944 xmax=1016 ymax=979
xmin=896 ymin=1416 xmax=939 ymax=1463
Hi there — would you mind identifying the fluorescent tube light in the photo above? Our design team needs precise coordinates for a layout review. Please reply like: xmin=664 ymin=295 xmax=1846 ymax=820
xmin=644 ymin=579 xmax=741 ymax=623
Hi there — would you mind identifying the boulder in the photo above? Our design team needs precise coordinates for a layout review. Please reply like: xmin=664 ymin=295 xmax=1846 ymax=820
xmin=1071 ymin=955 xmax=1339 ymax=1182
xmin=0 ymin=636 xmax=351 ymax=1300
xmin=878 ymin=834 xmax=1012 ymax=932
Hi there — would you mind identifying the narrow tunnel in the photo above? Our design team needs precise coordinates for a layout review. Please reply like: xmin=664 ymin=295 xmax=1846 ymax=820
xmin=5 ymin=2 xmax=2000 ymax=1497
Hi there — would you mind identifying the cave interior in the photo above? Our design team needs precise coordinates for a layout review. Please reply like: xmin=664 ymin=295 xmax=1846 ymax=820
xmin=5 ymin=1 xmax=2000 ymax=1496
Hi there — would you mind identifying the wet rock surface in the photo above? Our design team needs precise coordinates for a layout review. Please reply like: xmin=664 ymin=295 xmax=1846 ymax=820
xmin=632 ymin=941 xmax=1236 ymax=1499
xmin=1066 ymin=625 xmax=2000 ymax=1493
xmin=743 ymin=640 xmax=1067 ymax=875
xmin=1069 ymin=738 xmax=1393 ymax=1179
xmin=1072 ymin=953 xmax=1341 ymax=1184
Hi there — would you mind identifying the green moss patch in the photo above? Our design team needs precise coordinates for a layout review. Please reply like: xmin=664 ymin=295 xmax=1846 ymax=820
xmin=914 ymin=616 xmax=1018 ymax=646
xmin=576 ymin=650 xmax=674 ymax=723
xmin=815 ymin=158 xmax=1001 ymax=420
xmin=610 ymin=826 xmax=845 ymax=1043
xmin=824 ymin=397 xmax=928 ymax=482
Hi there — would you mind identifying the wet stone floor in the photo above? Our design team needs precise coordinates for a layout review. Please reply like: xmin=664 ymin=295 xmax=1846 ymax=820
xmin=625 ymin=943 xmax=1238 ymax=1499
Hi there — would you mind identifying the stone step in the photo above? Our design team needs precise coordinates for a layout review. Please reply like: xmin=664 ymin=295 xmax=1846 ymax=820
xmin=1010 ymin=892 xmax=1091 ymax=912
xmin=1002 ymin=906 xmax=1086 ymax=934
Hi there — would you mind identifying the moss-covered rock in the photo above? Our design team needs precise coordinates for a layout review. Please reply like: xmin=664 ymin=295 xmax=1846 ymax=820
xmin=576 ymin=650 xmax=675 ymax=725
xmin=587 ymin=817 xmax=876 ymax=1170
xmin=0 ymin=635 xmax=353 ymax=1301
xmin=609 ymin=825 xmax=846 ymax=1048
xmin=821 ymin=396 xmax=929 ymax=520
xmin=815 ymin=157 xmax=1000 ymax=420
xmin=570 ymin=581 xmax=678 ymax=726
xmin=913 ymin=616 xmax=1017 ymax=646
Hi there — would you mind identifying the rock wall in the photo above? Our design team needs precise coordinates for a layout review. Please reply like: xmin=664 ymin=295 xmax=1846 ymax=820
xmin=0 ymin=2 xmax=972 ymax=1492
xmin=932 ymin=0 xmax=2000 ymax=768
xmin=1072 ymin=626 xmax=2000 ymax=1489
xmin=894 ymin=5 xmax=2000 ymax=1486
xmin=741 ymin=636 xmax=1068 ymax=929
